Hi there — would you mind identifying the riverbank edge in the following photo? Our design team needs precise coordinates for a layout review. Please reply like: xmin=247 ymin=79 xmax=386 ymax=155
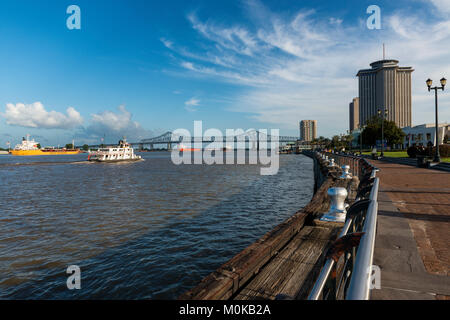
xmin=179 ymin=152 xmax=350 ymax=300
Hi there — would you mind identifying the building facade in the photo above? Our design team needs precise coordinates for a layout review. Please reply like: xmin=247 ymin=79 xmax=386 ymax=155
xmin=349 ymin=97 xmax=359 ymax=132
xmin=357 ymin=59 xmax=413 ymax=128
xmin=402 ymin=123 xmax=449 ymax=148
xmin=300 ymin=120 xmax=317 ymax=142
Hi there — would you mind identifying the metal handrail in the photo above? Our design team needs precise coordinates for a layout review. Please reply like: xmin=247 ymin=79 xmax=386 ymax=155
xmin=308 ymin=152 xmax=380 ymax=300
xmin=307 ymin=218 xmax=353 ymax=300
xmin=346 ymin=180 xmax=379 ymax=299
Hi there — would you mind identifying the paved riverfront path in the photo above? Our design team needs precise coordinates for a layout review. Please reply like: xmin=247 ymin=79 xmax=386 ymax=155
xmin=370 ymin=160 xmax=450 ymax=300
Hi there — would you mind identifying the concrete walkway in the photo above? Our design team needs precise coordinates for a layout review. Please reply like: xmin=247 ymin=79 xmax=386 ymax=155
xmin=369 ymin=160 xmax=450 ymax=300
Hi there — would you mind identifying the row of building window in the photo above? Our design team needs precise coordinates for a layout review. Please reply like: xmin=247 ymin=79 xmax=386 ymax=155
xmin=407 ymin=133 xmax=432 ymax=142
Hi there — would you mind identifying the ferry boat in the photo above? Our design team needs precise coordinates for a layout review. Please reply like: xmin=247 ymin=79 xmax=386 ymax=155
xmin=88 ymin=139 xmax=142 ymax=162
xmin=10 ymin=135 xmax=81 ymax=156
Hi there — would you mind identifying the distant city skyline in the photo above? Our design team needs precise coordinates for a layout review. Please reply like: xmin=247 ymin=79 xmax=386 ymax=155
xmin=0 ymin=0 xmax=449 ymax=146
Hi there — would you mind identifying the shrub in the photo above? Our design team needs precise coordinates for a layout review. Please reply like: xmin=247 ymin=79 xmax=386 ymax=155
xmin=407 ymin=146 xmax=427 ymax=158
xmin=427 ymin=144 xmax=450 ymax=158
xmin=441 ymin=144 xmax=450 ymax=157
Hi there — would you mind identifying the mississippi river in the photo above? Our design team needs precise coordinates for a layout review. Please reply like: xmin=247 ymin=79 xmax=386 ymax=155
xmin=0 ymin=152 xmax=313 ymax=299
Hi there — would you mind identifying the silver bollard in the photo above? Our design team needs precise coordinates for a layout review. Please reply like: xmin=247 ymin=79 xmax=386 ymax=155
xmin=339 ymin=165 xmax=352 ymax=179
xmin=328 ymin=158 xmax=336 ymax=167
xmin=320 ymin=187 xmax=348 ymax=222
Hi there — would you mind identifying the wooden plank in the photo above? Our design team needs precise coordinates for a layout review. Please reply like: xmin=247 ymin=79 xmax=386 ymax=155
xmin=234 ymin=226 xmax=340 ymax=300
xmin=235 ymin=227 xmax=323 ymax=299
xmin=282 ymin=235 xmax=338 ymax=299
xmin=178 ymin=270 xmax=236 ymax=300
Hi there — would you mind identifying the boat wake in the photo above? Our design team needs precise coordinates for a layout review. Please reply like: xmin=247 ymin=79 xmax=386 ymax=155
xmin=0 ymin=161 xmax=90 ymax=168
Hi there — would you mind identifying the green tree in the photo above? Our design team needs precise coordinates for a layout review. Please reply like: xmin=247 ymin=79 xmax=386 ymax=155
xmin=331 ymin=135 xmax=343 ymax=149
xmin=82 ymin=144 xmax=89 ymax=151
xmin=342 ymin=134 xmax=354 ymax=150
xmin=36 ymin=143 xmax=41 ymax=149
xmin=65 ymin=143 xmax=74 ymax=149
xmin=362 ymin=116 xmax=405 ymax=147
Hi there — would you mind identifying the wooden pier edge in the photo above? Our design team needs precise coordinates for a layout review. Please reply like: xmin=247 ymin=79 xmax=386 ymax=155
xmin=179 ymin=153 xmax=343 ymax=300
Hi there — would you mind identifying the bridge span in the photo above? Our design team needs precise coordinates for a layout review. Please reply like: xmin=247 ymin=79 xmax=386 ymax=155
xmin=138 ymin=130 xmax=302 ymax=150
xmin=87 ymin=130 xmax=312 ymax=150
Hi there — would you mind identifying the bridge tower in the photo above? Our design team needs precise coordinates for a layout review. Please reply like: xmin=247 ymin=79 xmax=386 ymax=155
xmin=257 ymin=131 xmax=260 ymax=151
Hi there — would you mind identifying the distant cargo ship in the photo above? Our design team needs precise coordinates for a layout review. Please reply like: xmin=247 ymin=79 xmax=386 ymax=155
xmin=10 ymin=135 xmax=81 ymax=156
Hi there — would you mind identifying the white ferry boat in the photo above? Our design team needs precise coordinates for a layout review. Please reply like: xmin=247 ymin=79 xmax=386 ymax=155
xmin=88 ymin=139 xmax=142 ymax=162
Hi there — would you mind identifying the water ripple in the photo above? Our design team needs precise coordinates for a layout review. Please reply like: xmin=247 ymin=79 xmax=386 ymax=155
xmin=0 ymin=152 xmax=313 ymax=299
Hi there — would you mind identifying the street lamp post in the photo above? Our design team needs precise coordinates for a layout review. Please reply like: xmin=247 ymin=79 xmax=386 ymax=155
xmin=347 ymin=130 xmax=352 ymax=153
xmin=359 ymin=125 xmax=365 ymax=155
xmin=377 ymin=108 xmax=388 ymax=157
xmin=426 ymin=77 xmax=446 ymax=163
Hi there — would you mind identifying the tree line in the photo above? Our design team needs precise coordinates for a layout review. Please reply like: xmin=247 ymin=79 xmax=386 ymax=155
xmin=310 ymin=115 xmax=406 ymax=150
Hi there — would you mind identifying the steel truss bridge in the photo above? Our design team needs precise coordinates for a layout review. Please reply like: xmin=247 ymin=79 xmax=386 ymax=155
xmin=136 ymin=130 xmax=304 ymax=150
xmin=88 ymin=130 xmax=312 ymax=150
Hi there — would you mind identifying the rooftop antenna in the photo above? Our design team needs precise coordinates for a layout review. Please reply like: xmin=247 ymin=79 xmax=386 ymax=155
xmin=383 ymin=43 xmax=386 ymax=60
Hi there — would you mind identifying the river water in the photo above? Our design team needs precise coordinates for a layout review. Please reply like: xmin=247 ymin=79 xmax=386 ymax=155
xmin=0 ymin=152 xmax=313 ymax=299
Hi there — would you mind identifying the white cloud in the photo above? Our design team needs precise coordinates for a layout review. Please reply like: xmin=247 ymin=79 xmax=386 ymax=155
xmin=90 ymin=105 xmax=136 ymax=131
xmin=80 ymin=105 xmax=155 ymax=142
xmin=160 ymin=37 xmax=174 ymax=49
xmin=329 ymin=17 xmax=343 ymax=25
xmin=162 ymin=1 xmax=450 ymax=136
xmin=2 ymin=102 xmax=83 ymax=129
xmin=187 ymin=14 xmax=259 ymax=56
xmin=429 ymin=0 xmax=450 ymax=14
xmin=184 ymin=98 xmax=200 ymax=112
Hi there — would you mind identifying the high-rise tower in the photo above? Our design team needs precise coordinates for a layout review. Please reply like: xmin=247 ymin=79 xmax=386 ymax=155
xmin=357 ymin=59 xmax=413 ymax=128
xmin=300 ymin=120 xmax=317 ymax=141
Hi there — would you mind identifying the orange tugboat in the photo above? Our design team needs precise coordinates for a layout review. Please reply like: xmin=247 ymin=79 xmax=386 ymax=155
xmin=9 ymin=135 xmax=81 ymax=156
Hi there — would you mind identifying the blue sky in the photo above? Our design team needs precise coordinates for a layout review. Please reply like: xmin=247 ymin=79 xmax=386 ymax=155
xmin=0 ymin=0 xmax=449 ymax=146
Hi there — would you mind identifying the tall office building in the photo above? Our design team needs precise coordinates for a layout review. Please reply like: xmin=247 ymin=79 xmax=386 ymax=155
xmin=357 ymin=59 xmax=413 ymax=128
xmin=349 ymin=97 xmax=359 ymax=132
xmin=300 ymin=120 xmax=317 ymax=141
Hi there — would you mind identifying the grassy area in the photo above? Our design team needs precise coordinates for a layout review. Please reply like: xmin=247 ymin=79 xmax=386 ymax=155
xmin=362 ymin=151 xmax=407 ymax=158
xmin=362 ymin=151 xmax=450 ymax=163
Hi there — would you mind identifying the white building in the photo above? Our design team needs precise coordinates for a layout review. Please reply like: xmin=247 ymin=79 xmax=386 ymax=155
xmin=402 ymin=123 xmax=449 ymax=148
